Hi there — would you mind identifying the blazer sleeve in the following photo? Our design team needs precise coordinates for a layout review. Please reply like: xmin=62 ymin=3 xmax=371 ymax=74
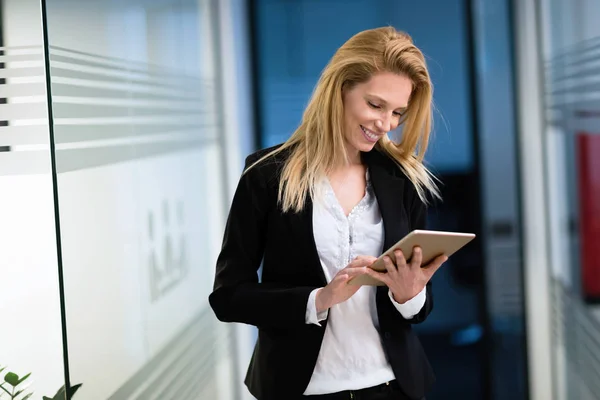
xmin=400 ymin=188 xmax=434 ymax=324
xmin=208 ymin=156 xmax=319 ymax=329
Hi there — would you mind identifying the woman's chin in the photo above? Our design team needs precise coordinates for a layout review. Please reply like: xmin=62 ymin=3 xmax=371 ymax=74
xmin=358 ymin=140 xmax=377 ymax=152
xmin=345 ymin=137 xmax=377 ymax=156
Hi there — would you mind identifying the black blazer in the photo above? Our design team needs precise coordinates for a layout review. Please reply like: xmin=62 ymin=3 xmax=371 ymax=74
xmin=209 ymin=144 xmax=435 ymax=400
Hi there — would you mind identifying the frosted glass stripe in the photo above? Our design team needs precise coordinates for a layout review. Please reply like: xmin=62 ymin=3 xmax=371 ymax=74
xmin=0 ymin=103 xmax=47 ymax=120
xmin=51 ymin=103 xmax=211 ymax=119
xmin=56 ymin=137 xmax=216 ymax=172
xmin=0 ymin=67 xmax=45 ymax=79
xmin=106 ymin=309 xmax=220 ymax=400
xmin=549 ymin=82 xmax=600 ymax=96
xmin=56 ymin=130 xmax=217 ymax=150
xmin=0 ymin=83 xmax=46 ymax=97
xmin=551 ymin=68 xmax=600 ymax=83
xmin=49 ymin=66 xmax=208 ymax=90
xmin=0 ymin=45 xmax=43 ymax=51
xmin=48 ymin=57 xmax=209 ymax=84
xmin=0 ymin=135 xmax=217 ymax=175
xmin=49 ymin=45 xmax=188 ymax=74
xmin=546 ymin=37 xmax=600 ymax=63
xmin=52 ymin=96 xmax=203 ymax=110
xmin=53 ymin=116 xmax=214 ymax=125
xmin=0 ymin=53 xmax=44 ymax=63
xmin=0 ymin=45 xmax=43 ymax=54
xmin=546 ymin=54 xmax=600 ymax=71
xmin=49 ymin=54 xmax=201 ymax=81
xmin=50 ymin=60 xmax=182 ymax=83
xmin=51 ymin=77 xmax=211 ymax=98
xmin=0 ymin=125 xmax=49 ymax=146
xmin=54 ymin=124 xmax=216 ymax=144
xmin=50 ymin=81 xmax=207 ymax=101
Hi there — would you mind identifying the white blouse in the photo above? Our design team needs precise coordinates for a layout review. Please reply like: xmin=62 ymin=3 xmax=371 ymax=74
xmin=303 ymin=171 xmax=427 ymax=395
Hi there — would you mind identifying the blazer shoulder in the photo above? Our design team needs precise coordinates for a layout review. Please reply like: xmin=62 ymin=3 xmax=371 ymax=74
xmin=243 ymin=143 xmax=291 ymax=188
xmin=244 ymin=143 xmax=294 ymax=167
xmin=245 ymin=144 xmax=281 ymax=164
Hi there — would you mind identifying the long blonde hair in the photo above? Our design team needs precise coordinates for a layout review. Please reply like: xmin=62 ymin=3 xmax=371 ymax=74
xmin=248 ymin=26 xmax=440 ymax=213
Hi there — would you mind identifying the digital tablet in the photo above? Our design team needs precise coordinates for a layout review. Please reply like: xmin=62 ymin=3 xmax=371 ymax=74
xmin=349 ymin=230 xmax=476 ymax=286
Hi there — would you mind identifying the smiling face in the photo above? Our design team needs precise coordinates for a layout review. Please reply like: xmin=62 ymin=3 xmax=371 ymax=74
xmin=342 ymin=71 xmax=413 ymax=158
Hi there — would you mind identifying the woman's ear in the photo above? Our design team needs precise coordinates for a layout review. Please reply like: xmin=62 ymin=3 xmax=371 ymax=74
xmin=340 ymin=81 xmax=348 ymax=96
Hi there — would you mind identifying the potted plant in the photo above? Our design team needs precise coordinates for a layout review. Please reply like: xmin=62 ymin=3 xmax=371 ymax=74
xmin=0 ymin=365 xmax=81 ymax=400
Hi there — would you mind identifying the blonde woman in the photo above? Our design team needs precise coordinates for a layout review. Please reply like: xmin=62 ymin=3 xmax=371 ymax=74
xmin=209 ymin=27 xmax=447 ymax=400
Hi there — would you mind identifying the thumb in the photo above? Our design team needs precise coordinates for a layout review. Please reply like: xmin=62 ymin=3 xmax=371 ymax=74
xmin=353 ymin=255 xmax=378 ymax=266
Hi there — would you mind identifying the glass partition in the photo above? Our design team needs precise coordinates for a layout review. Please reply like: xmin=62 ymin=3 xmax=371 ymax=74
xmin=539 ymin=0 xmax=600 ymax=398
xmin=43 ymin=0 xmax=236 ymax=398
xmin=0 ymin=0 xmax=67 ymax=397
xmin=1 ymin=0 xmax=240 ymax=398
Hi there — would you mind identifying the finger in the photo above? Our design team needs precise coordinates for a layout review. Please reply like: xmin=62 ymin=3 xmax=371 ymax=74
xmin=365 ymin=267 xmax=391 ymax=285
xmin=383 ymin=255 xmax=398 ymax=275
xmin=350 ymin=256 xmax=378 ymax=268
xmin=340 ymin=272 xmax=365 ymax=289
xmin=333 ymin=273 xmax=349 ymax=285
xmin=422 ymin=254 xmax=448 ymax=277
xmin=344 ymin=266 xmax=369 ymax=277
xmin=354 ymin=254 xmax=377 ymax=261
xmin=410 ymin=246 xmax=423 ymax=269
xmin=355 ymin=254 xmax=378 ymax=263
xmin=393 ymin=250 xmax=406 ymax=269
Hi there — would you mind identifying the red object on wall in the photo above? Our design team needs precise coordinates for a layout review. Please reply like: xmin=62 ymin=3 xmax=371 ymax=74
xmin=577 ymin=133 xmax=600 ymax=300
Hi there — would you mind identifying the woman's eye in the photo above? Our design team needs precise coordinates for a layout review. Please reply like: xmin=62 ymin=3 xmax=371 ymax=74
xmin=368 ymin=102 xmax=380 ymax=109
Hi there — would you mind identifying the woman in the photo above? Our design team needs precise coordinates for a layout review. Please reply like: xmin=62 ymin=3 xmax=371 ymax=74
xmin=209 ymin=27 xmax=448 ymax=400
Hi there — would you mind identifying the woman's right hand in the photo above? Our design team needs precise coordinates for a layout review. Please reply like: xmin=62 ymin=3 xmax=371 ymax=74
xmin=315 ymin=255 xmax=377 ymax=313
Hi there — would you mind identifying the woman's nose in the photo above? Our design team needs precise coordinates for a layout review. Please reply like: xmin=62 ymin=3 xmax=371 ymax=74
xmin=375 ymin=116 xmax=391 ymax=132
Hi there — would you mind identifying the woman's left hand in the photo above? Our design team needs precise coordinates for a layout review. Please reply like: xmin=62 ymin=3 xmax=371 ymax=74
xmin=365 ymin=246 xmax=447 ymax=304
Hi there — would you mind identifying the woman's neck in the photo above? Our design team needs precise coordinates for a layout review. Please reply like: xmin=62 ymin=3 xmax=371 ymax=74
xmin=345 ymin=147 xmax=362 ymax=166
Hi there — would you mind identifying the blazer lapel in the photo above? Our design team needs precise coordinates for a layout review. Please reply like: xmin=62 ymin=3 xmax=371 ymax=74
xmin=365 ymin=151 xmax=409 ymax=251
xmin=290 ymin=195 xmax=328 ymax=286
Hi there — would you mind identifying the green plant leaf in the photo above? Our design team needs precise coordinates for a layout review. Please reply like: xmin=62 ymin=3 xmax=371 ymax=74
xmin=3 ymin=372 xmax=19 ymax=387
xmin=44 ymin=383 xmax=82 ymax=400
xmin=46 ymin=384 xmax=65 ymax=399
xmin=0 ymin=384 xmax=11 ymax=396
xmin=21 ymin=394 xmax=33 ymax=400
xmin=70 ymin=383 xmax=82 ymax=396
xmin=16 ymin=373 xmax=30 ymax=386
